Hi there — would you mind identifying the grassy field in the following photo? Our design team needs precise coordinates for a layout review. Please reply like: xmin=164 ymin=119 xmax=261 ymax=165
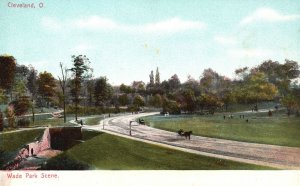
xmin=44 ymin=132 xmax=271 ymax=170
xmin=143 ymin=111 xmax=300 ymax=147
xmin=83 ymin=116 xmax=103 ymax=125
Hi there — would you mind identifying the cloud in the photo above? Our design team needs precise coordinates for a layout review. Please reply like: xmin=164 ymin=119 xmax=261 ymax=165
xmin=138 ymin=17 xmax=206 ymax=34
xmin=41 ymin=17 xmax=62 ymax=31
xmin=214 ymin=36 xmax=236 ymax=45
xmin=240 ymin=8 xmax=300 ymax=25
xmin=42 ymin=16 xmax=206 ymax=34
xmin=228 ymin=48 xmax=274 ymax=59
xmin=73 ymin=16 xmax=118 ymax=30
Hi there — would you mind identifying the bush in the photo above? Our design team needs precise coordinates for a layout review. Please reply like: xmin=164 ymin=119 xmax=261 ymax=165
xmin=17 ymin=118 xmax=30 ymax=127
xmin=162 ymin=100 xmax=181 ymax=115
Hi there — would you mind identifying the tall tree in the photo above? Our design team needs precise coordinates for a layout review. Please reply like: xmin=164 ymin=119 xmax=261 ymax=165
xmin=38 ymin=71 xmax=56 ymax=107
xmin=257 ymin=59 xmax=299 ymax=97
xmin=86 ymin=79 xmax=95 ymax=106
xmin=155 ymin=67 xmax=160 ymax=85
xmin=149 ymin=70 xmax=154 ymax=87
xmin=27 ymin=66 xmax=38 ymax=124
xmin=94 ymin=77 xmax=113 ymax=108
xmin=69 ymin=55 xmax=91 ymax=121
xmin=0 ymin=55 xmax=16 ymax=99
xmin=58 ymin=62 xmax=68 ymax=123
xmin=168 ymin=74 xmax=181 ymax=91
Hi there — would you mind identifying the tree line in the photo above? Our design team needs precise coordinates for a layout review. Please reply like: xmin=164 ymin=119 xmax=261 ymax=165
xmin=0 ymin=54 xmax=299 ymax=130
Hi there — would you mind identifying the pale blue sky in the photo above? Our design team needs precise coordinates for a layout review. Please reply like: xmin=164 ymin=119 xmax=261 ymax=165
xmin=1 ymin=0 xmax=300 ymax=85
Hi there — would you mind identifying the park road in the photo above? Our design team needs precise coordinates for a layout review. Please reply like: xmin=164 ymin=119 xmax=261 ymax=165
xmin=84 ymin=112 xmax=300 ymax=169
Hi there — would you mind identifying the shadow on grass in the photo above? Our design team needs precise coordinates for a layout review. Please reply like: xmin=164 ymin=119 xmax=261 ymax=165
xmin=40 ymin=154 xmax=91 ymax=170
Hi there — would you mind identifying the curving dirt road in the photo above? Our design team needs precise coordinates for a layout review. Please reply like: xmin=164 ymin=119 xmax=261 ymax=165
xmin=84 ymin=112 xmax=300 ymax=169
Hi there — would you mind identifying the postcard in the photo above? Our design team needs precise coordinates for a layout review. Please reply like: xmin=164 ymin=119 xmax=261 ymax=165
xmin=0 ymin=0 xmax=300 ymax=185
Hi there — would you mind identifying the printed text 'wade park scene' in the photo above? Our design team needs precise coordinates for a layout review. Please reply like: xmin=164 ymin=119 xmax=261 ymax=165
xmin=0 ymin=0 xmax=300 ymax=170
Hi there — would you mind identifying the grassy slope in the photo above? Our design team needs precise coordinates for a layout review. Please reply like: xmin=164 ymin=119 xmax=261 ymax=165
xmin=143 ymin=112 xmax=300 ymax=147
xmin=0 ymin=129 xmax=44 ymax=152
xmin=0 ymin=129 xmax=45 ymax=168
xmin=84 ymin=116 xmax=102 ymax=125
xmin=46 ymin=132 xmax=271 ymax=170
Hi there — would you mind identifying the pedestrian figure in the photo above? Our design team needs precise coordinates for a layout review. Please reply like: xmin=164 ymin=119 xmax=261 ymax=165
xmin=246 ymin=119 xmax=249 ymax=123
xmin=223 ymin=115 xmax=226 ymax=120
xmin=268 ymin=110 xmax=272 ymax=117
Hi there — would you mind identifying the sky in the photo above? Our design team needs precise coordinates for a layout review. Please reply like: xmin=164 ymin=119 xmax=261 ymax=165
xmin=1 ymin=0 xmax=300 ymax=85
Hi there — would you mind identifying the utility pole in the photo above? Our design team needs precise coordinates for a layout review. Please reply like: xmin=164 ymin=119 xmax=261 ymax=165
xmin=129 ymin=121 xmax=133 ymax=136
xmin=103 ymin=115 xmax=105 ymax=130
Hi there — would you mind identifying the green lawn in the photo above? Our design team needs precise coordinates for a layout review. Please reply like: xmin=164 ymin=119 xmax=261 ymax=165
xmin=44 ymin=132 xmax=271 ymax=170
xmin=143 ymin=112 xmax=300 ymax=147
xmin=32 ymin=118 xmax=75 ymax=127
xmin=83 ymin=116 xmax=102 ymax=125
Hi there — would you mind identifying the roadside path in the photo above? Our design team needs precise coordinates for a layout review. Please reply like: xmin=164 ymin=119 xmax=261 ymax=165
xmin=84 ymin=112 xmax=300 ymax=169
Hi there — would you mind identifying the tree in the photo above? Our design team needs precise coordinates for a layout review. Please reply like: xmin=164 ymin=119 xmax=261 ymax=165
xmin=9 ymin=96 xmax=31 ymax=117
xmin=149 ymin=70 xmax=154 ymax=87
xmin=162 ymin=96 xmax=181 ymax=114
xmin=94 ymin=77 xmax=113 ymax=108
xmin=0 ymin=55 xmax=16 ymax=99
xmin=236 ymin=72 xmax=278 ymax=104
xmin=58 ymin=62 xmax=68 ymax=123
xmin=86 ymin=79 xmax=95 ymax=106
xmin=133 ymin=95 xmax=145 ymax=108
xmin=281 ymin=88 xmax=300 ymax=115
xmin=0 ymin=89 xmax=7 ymax=104
xmin=183 ymin=76 xmax=201 ymax=97
xmin=6 ymin=105 xmax=15 ymax=128
xmin=148 ymin=94 xmax=162 ymax=108
xmin=119 ymin=84 xmax=133 ymax=94
xmin=69 ymin=55 xmax=91 ymax=121
xmin=26 ymin=66 xmax=38 ymax=124
xmin=198 ymin=93 xmax=223 ymax=114
xmin=38 ymin=71 xmax=56 ymax=107
xmin=179 ymin=89 xmax=197 ymax=113
xmin=13 ymin=79 xmax=26 ymax=99
xmin=168 ymin=74 xmax=181 ymax=91
xmin=256 ymin=59 xmax=299 ymax=97
xmin=118 ymin=94 xmax=129 ymax=106
xmin=155 ymin=67 xmax=160 ymax=85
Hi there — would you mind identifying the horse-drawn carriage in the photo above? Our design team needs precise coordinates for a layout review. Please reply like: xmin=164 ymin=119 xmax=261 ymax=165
xmin=177 ymin=129 xmax=192 ymax=140
xmin=138 ymin=118 xmax=145 ymax=125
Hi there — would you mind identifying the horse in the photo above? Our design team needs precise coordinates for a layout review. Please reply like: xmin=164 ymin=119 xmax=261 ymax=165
xmin=183 ymin=131 xmax=192 ymax=140
xmin=177 ymin=129 xmax=192 ymax=140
